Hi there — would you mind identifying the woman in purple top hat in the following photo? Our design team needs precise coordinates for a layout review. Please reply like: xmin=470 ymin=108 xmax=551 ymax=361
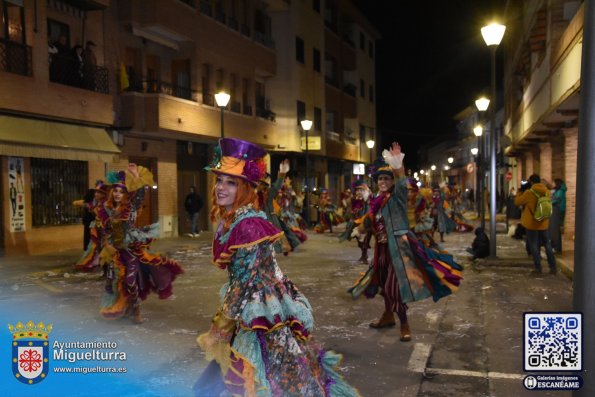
xmin=195 ymin=138 xmax=358 ymax=397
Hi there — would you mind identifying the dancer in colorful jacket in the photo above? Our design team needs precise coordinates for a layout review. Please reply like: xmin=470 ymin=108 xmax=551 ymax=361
xmin=278 ymin=175 xmax=308 ymax=243
xmin=195 ymin=138 xmax=359 ymax=397
xmin=73 ymin=180 xmax=109 ymax=272
xmin=349 ymin=143 xmax=463 ymax=342
xmin=432 ymin=184 xmax=457 ymax=242
xmin=339 ymin=179 xmax=372 ymax=263
xmin=98 ymin=164 xmax=183 ymax=324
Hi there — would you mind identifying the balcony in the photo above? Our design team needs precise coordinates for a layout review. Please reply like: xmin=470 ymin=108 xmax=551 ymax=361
xmin=254 ymin=31 xmax=275 ymax=49
xmin=125 ymin=73 xmax=196 ymax=101
xmin=49 ymin=54 xmax=109 ymax=94
xmin=243 ymin=104 xmax=252 ymax=116
xmin=230 ymin=101 xmax=241 ymax=113
xmin=0 ymin=39 xmax=32 ymax=77
xmin=325 ymin=75 xmax=339 ymax=89
xmin=255 ymin=96 xmax=276 ymax=122
xmin=343 ymin=83 xmax=356 ymax=97
xmin=228 ymin=17 xmax=239 ymax=31
xmin=202 ymin=92 xmax=214 ymax=106
xmin=241 ymin=24 xmax=251 ymax=37
xmin=215 ymin=8 xmax=226 ymax=24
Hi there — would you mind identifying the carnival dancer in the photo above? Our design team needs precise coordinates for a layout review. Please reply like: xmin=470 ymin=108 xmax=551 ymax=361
xmin=413 ymin=187 xmax=436 ymax=246
xmin=339 ymin=180 xmax=372 ymax=263
xmin=432 ymin=184 xmax=457 ymax=242
xmin=340 ymin=188 xmax=353 ymax=221
xmin=447 ymin=185 xmax=474 ymax=233
xmin=98 ymin=164 xmax=183 ymax=324
xmin=279 ymin=175 xmax=308 ymax=243
xmin=195 ymin=138 xmax=359 ymax=397
xmin=258 ymin=159 xmax=300 ymax=254
xmin=314 ymin=189 xmax=342 ymax=233
xmin=349 ymin=143 xmax=463 ymax=342
xmin=73 ymin=180 xmax=109 ymax=272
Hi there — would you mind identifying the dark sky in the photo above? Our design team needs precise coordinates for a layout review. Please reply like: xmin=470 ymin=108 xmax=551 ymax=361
xmin=353 ymin=0 xmax=508 ymax=167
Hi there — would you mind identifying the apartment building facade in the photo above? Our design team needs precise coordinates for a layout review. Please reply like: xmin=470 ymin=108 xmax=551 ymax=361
xmin=0 ymin=0 xmax=379 ymax=255
xmin=503 ymin=0 xmax=582 ymax=252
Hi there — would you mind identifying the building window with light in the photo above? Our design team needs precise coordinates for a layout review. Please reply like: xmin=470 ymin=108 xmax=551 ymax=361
xmin=296 ymin=36 xmax=305 ymax=63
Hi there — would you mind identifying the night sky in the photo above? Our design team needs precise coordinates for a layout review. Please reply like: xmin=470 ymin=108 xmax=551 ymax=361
xmin=353 ymin=0 xmax=508 ymax=167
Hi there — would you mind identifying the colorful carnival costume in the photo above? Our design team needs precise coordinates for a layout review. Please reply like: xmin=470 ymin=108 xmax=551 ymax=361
xmin=278 ymin=178 xmax=308 ymax=243
xmin=339 ymin=180 xmax=372 ymax=263
xmin=349 ymin=145 xmax=463 ymax=342
xmin=196 ymin=138 xmax=359 ymax=397
xmin=73 ymin=180 xmax=109 ymax=272
xmin=314 ymin=190 xmax=342 ymax=233
xmin=259 ymin=161 xmax=301 ymax=254
xmin=98 ymin=166 xmax=183 ymax=323
xmin=432 ymin=186 xmax=457 ymax=242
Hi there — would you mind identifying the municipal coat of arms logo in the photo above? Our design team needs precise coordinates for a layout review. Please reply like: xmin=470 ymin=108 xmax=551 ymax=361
xmin=8 ymin=321 xmax=52 ymax=385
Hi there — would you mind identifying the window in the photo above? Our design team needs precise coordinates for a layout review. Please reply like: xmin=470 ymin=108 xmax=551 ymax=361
xmin=326 ymin=110 xmax=336 ymax=131
xmin=313 ymin=0 xmax=320 ymax=13
xmin=296 ymin=36 xmax=305 ymax=63
xmin=368 ymin=40 xmax=374 ymax=58
xmin=31 ymin=159 xmax=88 ymax=227
xmin=360 ymin=79 xmax=365 ymax=97
xmin=359 ymin=32 xmax=365 ymax=50
xmin=313 ymin=48 xmax=320 ymax=72
xmin=314 ymin=107 xmax=322 ymax=130
xmin=369 ymin=85 xmax=374 ymax=102
xmin=297 ymin=100 xmax=306 ymax=125
xmin=3 ymin=1 xmax=26 ymax=43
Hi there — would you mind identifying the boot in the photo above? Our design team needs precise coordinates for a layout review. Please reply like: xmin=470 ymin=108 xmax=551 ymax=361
xmin=400 ymin=322 xmax=412 ymax=342
xmin=357 ymin=251 xmax=368 ymax=264
xmin=132 ymin=305 xmax=144 ymax=324
xmin=369 ymin=311 xmax=396 ymax=329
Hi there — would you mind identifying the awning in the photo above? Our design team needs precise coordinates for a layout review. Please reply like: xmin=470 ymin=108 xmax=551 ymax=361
xmin=0 ymin=115 xmax=120 ymax=162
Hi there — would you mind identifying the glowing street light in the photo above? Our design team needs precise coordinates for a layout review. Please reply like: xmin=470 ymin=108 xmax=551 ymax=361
xmin=447 ymin=157 xmax=454 ymax=164
xmin=475 ymin=97 xmax=490 ymax=112
xmin=473 ymin=125 xmax=483 ymax=137
xmin=471 ymin=147 xmax=479 ymax=155
xmin=215 ymin=91 xmax=231 ymax=138
xmin=430 ymin=165 xmax=436 ymax=171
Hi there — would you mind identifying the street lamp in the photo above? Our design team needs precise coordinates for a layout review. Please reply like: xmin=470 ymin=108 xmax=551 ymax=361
xmin=301 ymin=119 xmax=312 ymax=227
xmin=475 ymin=97 xmax=490 ymax=112
xmin=447 ymin=157 xmax=454 ymax=164
xmin=431 ymin=165 xmax=436 ymax=171
xmin=475 ymin=100 xmax=489 ymax=230
xmin=366 ymin=139 xmax=375 ymax=163
xmin=471 ymin=147 xmax=479 ymax=155
xmin=482 ymin=21 xmax=506 ymax=258
xmin=473 ymin=125 xmax=483 ymax=137
xmin=215 ymin=91 xmax=231 ymax=138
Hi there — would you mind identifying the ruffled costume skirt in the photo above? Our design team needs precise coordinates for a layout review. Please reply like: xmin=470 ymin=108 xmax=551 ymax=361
xmin=196 ymin=279 xmax=359 ymax=397
xmin=74 ymin=224 xmax=101 ymax=272
xmin=100 ymin=240 xmax=183 ymax=318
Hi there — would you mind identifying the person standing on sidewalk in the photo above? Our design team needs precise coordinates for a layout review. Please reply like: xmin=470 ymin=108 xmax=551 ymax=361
xmin=184 ymin=186 xmax=203 ymax=237
xmin=549 ymin=178 xmax=567 ymax=253
xmin=195 ymin=138 xmax=358 ymax=396
xmin=514 ymin=173 xmax=557 ymax=274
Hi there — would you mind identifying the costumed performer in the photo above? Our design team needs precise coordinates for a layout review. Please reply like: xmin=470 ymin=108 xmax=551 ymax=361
xmin=339 ymin=180 xmax=372 ymax=264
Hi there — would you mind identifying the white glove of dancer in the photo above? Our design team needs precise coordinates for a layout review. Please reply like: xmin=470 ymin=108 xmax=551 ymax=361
xmin=351 ymin=227 xmax=364 ymax=242
xmin=279 ymin=159 xmax=290 ymax=174
xmin=382 ymin=142 xmax=405 ymax=170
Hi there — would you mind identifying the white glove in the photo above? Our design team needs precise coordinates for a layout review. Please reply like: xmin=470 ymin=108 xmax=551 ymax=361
xmin=382 ymin=149 xmax=405 ymax=170
xmin=279 ymin=159 xmax=290 ymax=174
xmin=351 ymin=228 xmax=364 ymax=242
xmin=362 ymin=188 xmax=370 ymax=202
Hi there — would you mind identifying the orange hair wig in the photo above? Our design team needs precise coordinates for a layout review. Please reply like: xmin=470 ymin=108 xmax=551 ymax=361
xmin=210 ymin=174 xmax=259 ymax=230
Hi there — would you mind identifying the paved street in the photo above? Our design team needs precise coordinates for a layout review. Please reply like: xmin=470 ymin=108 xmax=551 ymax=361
xmin=0 ymin=226 xmax=573 ymax=397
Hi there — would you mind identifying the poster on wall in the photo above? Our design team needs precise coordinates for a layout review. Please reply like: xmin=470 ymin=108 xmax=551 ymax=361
xmin=8 ymin=157 xmax=25 ymax=232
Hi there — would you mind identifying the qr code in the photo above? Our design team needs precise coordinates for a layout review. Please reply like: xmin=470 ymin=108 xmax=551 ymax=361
xmin=524 ymin=313 xmax=582 ymax=371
